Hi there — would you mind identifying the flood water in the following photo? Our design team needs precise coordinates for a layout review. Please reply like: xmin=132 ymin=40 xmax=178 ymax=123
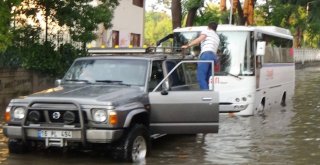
xmin=0 ymin=66 xmax=320 ymax=165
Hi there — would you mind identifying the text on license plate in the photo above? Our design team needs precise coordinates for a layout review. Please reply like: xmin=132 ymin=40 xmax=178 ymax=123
xmin=38 ymin=130 xmax=72 ymax=138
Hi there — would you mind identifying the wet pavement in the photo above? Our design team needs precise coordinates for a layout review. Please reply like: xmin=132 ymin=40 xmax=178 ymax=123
xmin=0 ymin=66 xmax=320 ymax=165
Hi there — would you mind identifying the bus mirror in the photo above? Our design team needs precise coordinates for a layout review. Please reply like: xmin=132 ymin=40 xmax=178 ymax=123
xmin=55 ymin=79 xmax=62 ymax=86
xmin=256 ymin=41 xmax=266 ymax=56
xmin=257 ymin=33 xmax=263 ymax=40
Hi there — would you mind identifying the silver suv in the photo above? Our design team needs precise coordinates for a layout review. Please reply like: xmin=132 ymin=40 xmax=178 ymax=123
xmin=3 ymin=48 xmax=219 ymax=162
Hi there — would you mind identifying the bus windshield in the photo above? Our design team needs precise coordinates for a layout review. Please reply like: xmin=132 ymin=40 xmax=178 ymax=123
xmin=173 ymin=31 xmax=254 ymax=76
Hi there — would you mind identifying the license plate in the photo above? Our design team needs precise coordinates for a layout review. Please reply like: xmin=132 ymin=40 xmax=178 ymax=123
xmin=38 ymin=130 xmax=72 ymax=138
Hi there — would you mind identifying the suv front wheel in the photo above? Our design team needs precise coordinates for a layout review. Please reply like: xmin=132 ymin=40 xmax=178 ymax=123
xmin=112 ymin=124 xmax=150 ymax=162
xmin=8 ymin=139 xmax=29 ymax=154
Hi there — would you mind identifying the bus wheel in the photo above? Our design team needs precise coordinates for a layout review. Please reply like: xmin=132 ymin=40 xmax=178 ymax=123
xmin=256 ymin=99 xmax=265 ymax=116
xmin=281 ymin=93 xmax=286 ymax=107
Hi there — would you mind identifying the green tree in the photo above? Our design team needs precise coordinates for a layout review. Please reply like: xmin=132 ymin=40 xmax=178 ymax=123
xmin=1 ymin=0 xmax=119 ymax=76
xmin=144 ymin=11 xmax=172 ymax=46
xmin=193 ymin=3 xmax=227 ymax=25
xmin=183 ymin=0 xmax=204 ymax=26
xmin=12 ymin=0 xmax=119 ymax=49
xmin=0 ymin=0 xmax=22 ymax=52
xmin=305 ymin=0 xmax=320 ymax=47
xmin=256 ymin=0 xmax=320 ymax=48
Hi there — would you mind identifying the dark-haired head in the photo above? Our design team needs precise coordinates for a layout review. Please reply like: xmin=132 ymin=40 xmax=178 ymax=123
xmin=208 ymin=22 xmax=218 ymax=31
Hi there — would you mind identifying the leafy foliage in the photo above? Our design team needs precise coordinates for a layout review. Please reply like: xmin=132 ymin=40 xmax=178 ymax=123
xmin=181 ymin=0 xmax=203 ymax=15
xmin=0 ymin=0 xmax=22 ymax=52
xmin=193 ymin=4 xmax=224 ymax=25
xmin=256 ymin=0 xmax=320 ymax=48
xmin=144 ymin=11 xmax=172 ymax=46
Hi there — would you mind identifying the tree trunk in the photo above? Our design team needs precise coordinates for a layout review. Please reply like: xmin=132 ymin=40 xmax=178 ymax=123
xmin=171 ymin=0 xmax=182 ymax=30
xmin=232 ymin=0 xmax=238 ymax=14
xmin=243 ymin=0 xmax=255 ymax=25
xmin=295 ymin=26 xmax=302 ymax=48
xmin=220 ymin=0 xmax=226 ymax=11
xmin=236 ymin=0 xmax=246 ymax=25
xmin=185 ymin=7 xmax=198 ymax=27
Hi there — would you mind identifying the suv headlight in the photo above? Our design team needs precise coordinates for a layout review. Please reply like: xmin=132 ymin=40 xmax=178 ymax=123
xmin=92 ymin=109 xmax=108 ymax=122
xmin=13 ymin=107 xmax=26 ymax=120
xmin=11 ymin=107 xmax=26 ymax=120
xmin=91 ymin=109 xmax=117 ymax=125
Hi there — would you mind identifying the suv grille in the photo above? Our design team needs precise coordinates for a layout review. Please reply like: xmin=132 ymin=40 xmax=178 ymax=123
xmin=25 ymin=103 xmax=87 ymax=127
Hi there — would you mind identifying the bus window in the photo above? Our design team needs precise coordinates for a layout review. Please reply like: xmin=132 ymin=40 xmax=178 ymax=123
xmin=261 ymin=34 xmax=293 ymax=63
xmin=242 ymin=33 xmax=254 ymax=75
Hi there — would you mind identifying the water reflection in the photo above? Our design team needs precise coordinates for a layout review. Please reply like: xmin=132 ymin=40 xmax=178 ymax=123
xmin=1 ymin=66 xmax=320 ymax=164
xmin=289 ymin=67 xmax=320 ymax=165
xmin=204 ymin=100 xmax=295 ymax=165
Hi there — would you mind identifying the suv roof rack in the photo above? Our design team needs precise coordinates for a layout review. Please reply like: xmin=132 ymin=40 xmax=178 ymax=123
xmin=87 ymin=47 xmax=184 ymax=56
xmin=88 ymin=47 xmax=146 ymax=54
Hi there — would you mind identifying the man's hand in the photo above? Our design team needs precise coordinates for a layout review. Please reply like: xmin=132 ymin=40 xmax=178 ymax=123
xmin=181 ymin=45 xmax=189 ymax=49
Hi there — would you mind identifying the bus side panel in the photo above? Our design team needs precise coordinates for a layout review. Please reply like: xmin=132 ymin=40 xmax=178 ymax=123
xmin=256 ymin=63 xmax=295 ymax=111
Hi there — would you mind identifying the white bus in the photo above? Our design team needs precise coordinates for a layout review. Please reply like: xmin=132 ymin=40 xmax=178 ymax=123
xmin=166 ymin=25 xmax=295 ymax=116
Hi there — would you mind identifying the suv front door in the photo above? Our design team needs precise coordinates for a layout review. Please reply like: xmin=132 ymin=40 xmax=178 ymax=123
xmin=148 ymin=60 xmax=219 ymax=134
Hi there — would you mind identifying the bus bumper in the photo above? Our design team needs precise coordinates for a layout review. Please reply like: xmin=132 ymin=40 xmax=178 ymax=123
xmin=219 ymin=103 xmax=254 ymax=116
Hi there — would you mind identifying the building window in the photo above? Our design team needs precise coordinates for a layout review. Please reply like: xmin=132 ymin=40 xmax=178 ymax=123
xmin=133 ymin=0 xmax=143 ymax=8
xmin=112 ymin=30 xmax=119 ymax=47
xmin=130 ymin=33 xmax=141 ymax=47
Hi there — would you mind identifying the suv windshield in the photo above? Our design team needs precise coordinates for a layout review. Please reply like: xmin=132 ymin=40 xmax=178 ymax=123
xmin=63 ymin=59 xmax=148 ymax=86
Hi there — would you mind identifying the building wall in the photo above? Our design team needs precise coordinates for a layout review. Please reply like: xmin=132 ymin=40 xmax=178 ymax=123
xmin=93 ymin=0 xmax=145 ymax=48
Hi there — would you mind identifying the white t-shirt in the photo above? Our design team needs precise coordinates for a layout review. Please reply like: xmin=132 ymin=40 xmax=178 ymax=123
xmin=200 ymin=29 xmax=220 ymax=54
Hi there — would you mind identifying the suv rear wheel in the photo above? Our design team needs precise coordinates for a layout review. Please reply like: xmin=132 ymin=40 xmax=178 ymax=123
xmin=112 ymin=124 xmax=150 ymax=162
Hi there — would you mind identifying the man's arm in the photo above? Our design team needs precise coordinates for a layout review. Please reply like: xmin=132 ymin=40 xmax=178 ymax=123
xmin=181 ymin=34 xmax=206 ymax=49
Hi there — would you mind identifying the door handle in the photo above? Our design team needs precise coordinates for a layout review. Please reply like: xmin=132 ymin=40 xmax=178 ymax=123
xmin=202 ymin=97 xmax=212 ymax=101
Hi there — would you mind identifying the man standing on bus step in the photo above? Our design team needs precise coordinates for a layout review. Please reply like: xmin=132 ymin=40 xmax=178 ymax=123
xmin=182 ymin=22 xmax=220 ymax=90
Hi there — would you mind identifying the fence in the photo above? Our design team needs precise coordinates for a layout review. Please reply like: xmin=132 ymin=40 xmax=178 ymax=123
xmin=294 ymin=48 xmax=320 ymax=64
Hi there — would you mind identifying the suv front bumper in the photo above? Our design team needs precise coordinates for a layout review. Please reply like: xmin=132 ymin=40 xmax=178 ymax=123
xmin=3 ymin=125 xmax=123 ymax=144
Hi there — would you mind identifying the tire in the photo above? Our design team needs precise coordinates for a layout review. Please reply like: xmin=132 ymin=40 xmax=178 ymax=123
xmin=281 ymin=94 xmax=286 ymax=107
xmin=112 ymin=124 xmax=150 ymax=162
xmin=8 ymin=139 xmax=29 ymax=154
xmin=256 ymin=102 xmax=265 ymax=116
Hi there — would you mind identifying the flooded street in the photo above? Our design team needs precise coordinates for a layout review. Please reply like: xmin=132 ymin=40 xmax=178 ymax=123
xmin=0 ymin=66 xmax=320 ymax=165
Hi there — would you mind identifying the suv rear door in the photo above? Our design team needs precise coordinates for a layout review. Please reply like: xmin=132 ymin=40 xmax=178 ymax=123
xmin=148 ymin=60 xmax=219 ymax=134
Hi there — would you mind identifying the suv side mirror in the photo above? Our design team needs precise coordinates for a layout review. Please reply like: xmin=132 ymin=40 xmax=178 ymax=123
xmin=161 ymin=82 xmax=169 ymax=95
xmin=55 ymin=79 xmax=62 ymax=87
xmin=256 ymin=41 xmax=266 ymax=56
xmin=161 ymin=88 xmax=168 ymax=95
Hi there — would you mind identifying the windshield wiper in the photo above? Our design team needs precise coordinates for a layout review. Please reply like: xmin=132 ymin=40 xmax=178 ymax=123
xmin=95 ymin=80 xmax=131 ymax=86
xmin=220 ymin=72 xmax=242 ymax=80
xmin=64 ymin=79 xmax=92 ymax=83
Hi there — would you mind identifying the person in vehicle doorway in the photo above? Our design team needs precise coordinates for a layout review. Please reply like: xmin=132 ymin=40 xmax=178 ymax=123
xmin=182 ymin=22 xmax=220 ymax=90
